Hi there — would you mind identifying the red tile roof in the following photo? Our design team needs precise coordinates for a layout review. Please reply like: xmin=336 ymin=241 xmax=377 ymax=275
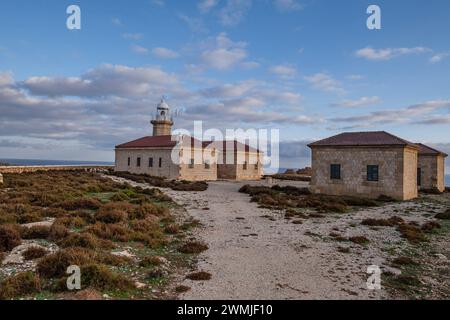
xmin=417 ymin=143 xmax=448 ymax=157
xmin=116 ymin=135 xmax=260 ymax=153
xmin=203 ymin=140 xmax=260 ymax=153
xmin=308 ymin=131 xmax=418 ymax=149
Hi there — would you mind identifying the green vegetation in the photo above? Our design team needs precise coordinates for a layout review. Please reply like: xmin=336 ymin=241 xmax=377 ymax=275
xmin=110 ymin=171 xmax=208 ymax=191
xmin=0 ymin=171 xmax=199 ymax=300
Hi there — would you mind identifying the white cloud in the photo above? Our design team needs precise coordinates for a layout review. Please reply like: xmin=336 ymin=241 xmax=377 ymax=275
xmin=122 ymin=33 xmax=143 ymax=40
xmin=430 ymin=53 xmax=449 ymax=64
xmin=331 ymin=100 xmax=450 ymax=124
xmin=332 ymin=96 xmax=381 ymax=108
xmin=112 ymin=18 xmax=123 ymax=26
xmin=0 ymin=72 xmax=14 ymax=87
xmin=355 ymin=46 xmax=431 ymax=61
xmin=269 ymin=64 xmax=297 ymax=78
xmin=274 ymin=0 xmax=303 ymax=12
xmin=347 ymin=74 xmax=364 ymax=81
xmin=151 ymin=0 xmax=165 ymax=7
xmin=198 ymin=0 xmax=220 ymax=13
xmin=131 ymin=45 xmax=149 ymax=55
xmin=219 ymin=0 xmax=252 ymax=26
xmin=178 ymin=14 xmax=208 ymax=33
xmin=200 ymin=33 xmax=248 ymax=70
xmin=304 ymin=72 xmax=344 ymax=94
xmin=241 ymin=61 xmax=260 ymax=69
xmin=152 ymin=47 xmax=180 ymax=59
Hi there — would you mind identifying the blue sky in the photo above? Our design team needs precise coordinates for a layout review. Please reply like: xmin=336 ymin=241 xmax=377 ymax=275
xmin=0 ymin=0 xmax=449 ymax=169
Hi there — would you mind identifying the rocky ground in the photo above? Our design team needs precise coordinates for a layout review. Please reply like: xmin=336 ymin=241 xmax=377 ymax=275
xmin=164 ymin=180 xmax=449 ymax=300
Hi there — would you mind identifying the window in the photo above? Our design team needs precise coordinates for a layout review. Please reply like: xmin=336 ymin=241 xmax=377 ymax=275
xmin=136 ymin=157 xmax=141 ymax=167
xmin=254 ymin=163 xmax=259 ymax=170
xmin=149 ymin=158 xmax=153 ymax=168
xmin=189 ymin=158 xmax=194 ymax=169
xmin=159 ymin=158 xmax=162 ymax=168
xmin=417 ymin=168 xmax=422 ymax=186
xmin=367 ymin=165 xmax=379 ymax=182
xmin=243 ymin=161 xmax=248 ymax=170
xmin=330 ymin=164 xmax=341 ymax=180
xmin=127 ymin=157 xmax=131 ymax=166
xmin=205 ymin=161 xmax=210 ymax=169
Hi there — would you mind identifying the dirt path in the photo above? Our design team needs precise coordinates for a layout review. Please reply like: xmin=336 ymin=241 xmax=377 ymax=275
xmin=169 ymin=180 xmax=390 ymax=300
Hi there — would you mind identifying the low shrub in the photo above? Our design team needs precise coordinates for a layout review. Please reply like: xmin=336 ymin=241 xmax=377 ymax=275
xmin=59 ymin=233 xmax=101 ymax=250
xmin=421 ymin=221 xmax=441 ymax=233
xmin=23 ymin=246 xmax=48 ymax=260
xmin=54 ymin=198 xmax=102 ymax=211
xmin=139 ymin=256 xmax=163 ymax=268
xmin=37 ymin=247 xmax=96 ymax=278
xmin=0 ymin=272 xmax=41 ymax=299
xmin=398 ymin=224 xmax=427 ymax=243
xmin=48 ymin=223 xmax=70 ymax=242
xmin=0 ymin=224 xmax=22 ymax=252
xmin=349 ymin=236 xmax=370 ymax=245
xmin=79 ymin=264 xmax=134 ymax=291
xmin=186 ymin=271 xmax=211 ymax=281
xmin=175 ymin=285 xmax=191 ymax=293
xmin=435 ymin=210 xmax=450 ymax=220
xmin=178 ymin=241 xmax=209 ymax=254
xmin=164 ymin=224 xmax=180 ymax=234
xmin=21 ymin=226 xmax=51 ymax=240
xmin=392 ymin=256 xmax=418 ymax=266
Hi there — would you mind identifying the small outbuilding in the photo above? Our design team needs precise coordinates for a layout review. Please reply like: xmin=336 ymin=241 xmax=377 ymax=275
xmin=308 ymin=131 xmax=419 ymax=201
xmin=417 ymin=143 xmax=448 ymax=192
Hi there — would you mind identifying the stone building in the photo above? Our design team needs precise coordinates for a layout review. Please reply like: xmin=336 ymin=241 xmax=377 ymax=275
xmin=308 ymin=131 xmax=420 ymax=201
xmin=417 ymin=143 xmax=448 ymax=192
xmin=115 ymin=99 xmax=263 ymax=181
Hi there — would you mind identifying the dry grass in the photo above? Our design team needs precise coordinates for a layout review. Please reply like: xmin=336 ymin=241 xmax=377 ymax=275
xmin=186 ymin=271 xmax=212 ymax=281
xmin=0 ymin=224 xmax=22 ymax=252
xmin=139 ymin=256 xmax=163 ymax=267
xmin=239 ymin=185 xmax=381 ymax=214
xmin=23 ymin=247 xmax=48 ymax=261
xmin=178 ymin=241 xmax=209 ymax=254
xmin=110 ymin=171 xmax=208 ymax=191
xmin=361 ymin=216 xmax=405 ymax=227
xmin=21 ymin=225 xmax=51 ymax=240
xmin=78 ymin=264 xmax=134 ymax=291
xmin=397 ymin=224 xmax=427 ymax=243
xmin=0 ymin=272 xmax=41 ymax=299
xmin=349 ymin=236 xmax=370 ymax=246
xmin=175 ymin=285 xmax=191 ymax=293
xmin=392 ymin=256 xmax=418 ymax=266
xmin=435 ymin=209 xmax=450 ymax=220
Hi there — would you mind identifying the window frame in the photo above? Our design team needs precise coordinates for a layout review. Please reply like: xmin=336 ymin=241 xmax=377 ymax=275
xmin=149 ymin=157 xmax=153 ymax=168
xmin=136 ymin=157 xmax=141 ymax=167
xmin=127 ymin=157 xmax=131 ymax=167
xmin=367 ymin=165 xmax=379 ymax=182
xmin=189 ymin=158 xmax=195 ymax=169
xmin=330 ymin=164 xmax=341 ymax=180
xmin=158 ymin=158 xmax=162 ymax=168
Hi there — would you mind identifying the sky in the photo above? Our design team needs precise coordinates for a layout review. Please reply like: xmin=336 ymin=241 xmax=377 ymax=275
xmin=0 ymin=0 xmax=449 ymax=170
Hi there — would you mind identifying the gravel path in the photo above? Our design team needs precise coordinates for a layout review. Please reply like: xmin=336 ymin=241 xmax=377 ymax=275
xmin=170 ymin=180 xmax=391 ymax=300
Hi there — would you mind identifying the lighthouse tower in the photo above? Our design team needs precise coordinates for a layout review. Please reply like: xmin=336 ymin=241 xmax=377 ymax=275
xmin=151 ymin=98 xmax=174 ymax=136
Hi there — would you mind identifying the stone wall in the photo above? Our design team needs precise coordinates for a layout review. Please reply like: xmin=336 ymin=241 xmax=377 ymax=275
xmin=0 ymin=165 xmax=113 ymax=174
xmin=310 ymin=146 xmax=416 ymax=200
xmin=115 ymin=148 xmax=181 ymax=180
xmin=419 ymin=154 xmax=446 ymax=192
xmin=403 ymin=147 xmax=419 ymax=199
xmin=216 ymin=151 xmax=263 ymax=181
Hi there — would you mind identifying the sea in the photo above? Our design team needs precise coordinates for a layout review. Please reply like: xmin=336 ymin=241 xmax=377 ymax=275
xmin=0 ymin=158 xmax=113 ymax=166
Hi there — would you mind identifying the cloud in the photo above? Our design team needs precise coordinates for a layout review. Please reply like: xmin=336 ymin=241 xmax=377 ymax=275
xmin=152 ymin=47 xmax=179 ymax=59
xmin=200 ymin=33 xmax=248 ymax=70
xmin=429 ymin=53 xmax=449 ymax=64
xmin=304 ymin=72 xmax=344 ymax=94
xmin=111 ymin=18 xmax=123 ymax=26
xmin=131 ymin=45 xmax=149 ymax=55
xmin=355 ymin=47 xmax=431 ymax=61
xmin=269 ymin=64 xmax=297 ymax=79
xmin=346 ymin=74 xmax=364 ymax=81
xmin=274 ymin=0 xmax=303 ymax=12
xmin=331 ymin=96 xmax=381 ymax=108
xmin=414 ymin=115 xmax=450 ymax=125
xmin=241 ymin=61 xmax=260 ymax=69
xmin=219 ymin=0 xmax=252 ymax=26
xmin=0 ymin=72 xmax=14 ymax=87
xmin=331 ymin=100 xmax=450 ymax=125
xmin=178 ymin=14 xmax=208 ymax=33
xmin=22 ymin=64 xmax=179 ymax=97
xmin=122 ymin=33 xmax=143 ymax=40
xmin=151 ymin=0 xmax=165 ymax=7
xmin=198 ymin=0 xmax=220 ymax=13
